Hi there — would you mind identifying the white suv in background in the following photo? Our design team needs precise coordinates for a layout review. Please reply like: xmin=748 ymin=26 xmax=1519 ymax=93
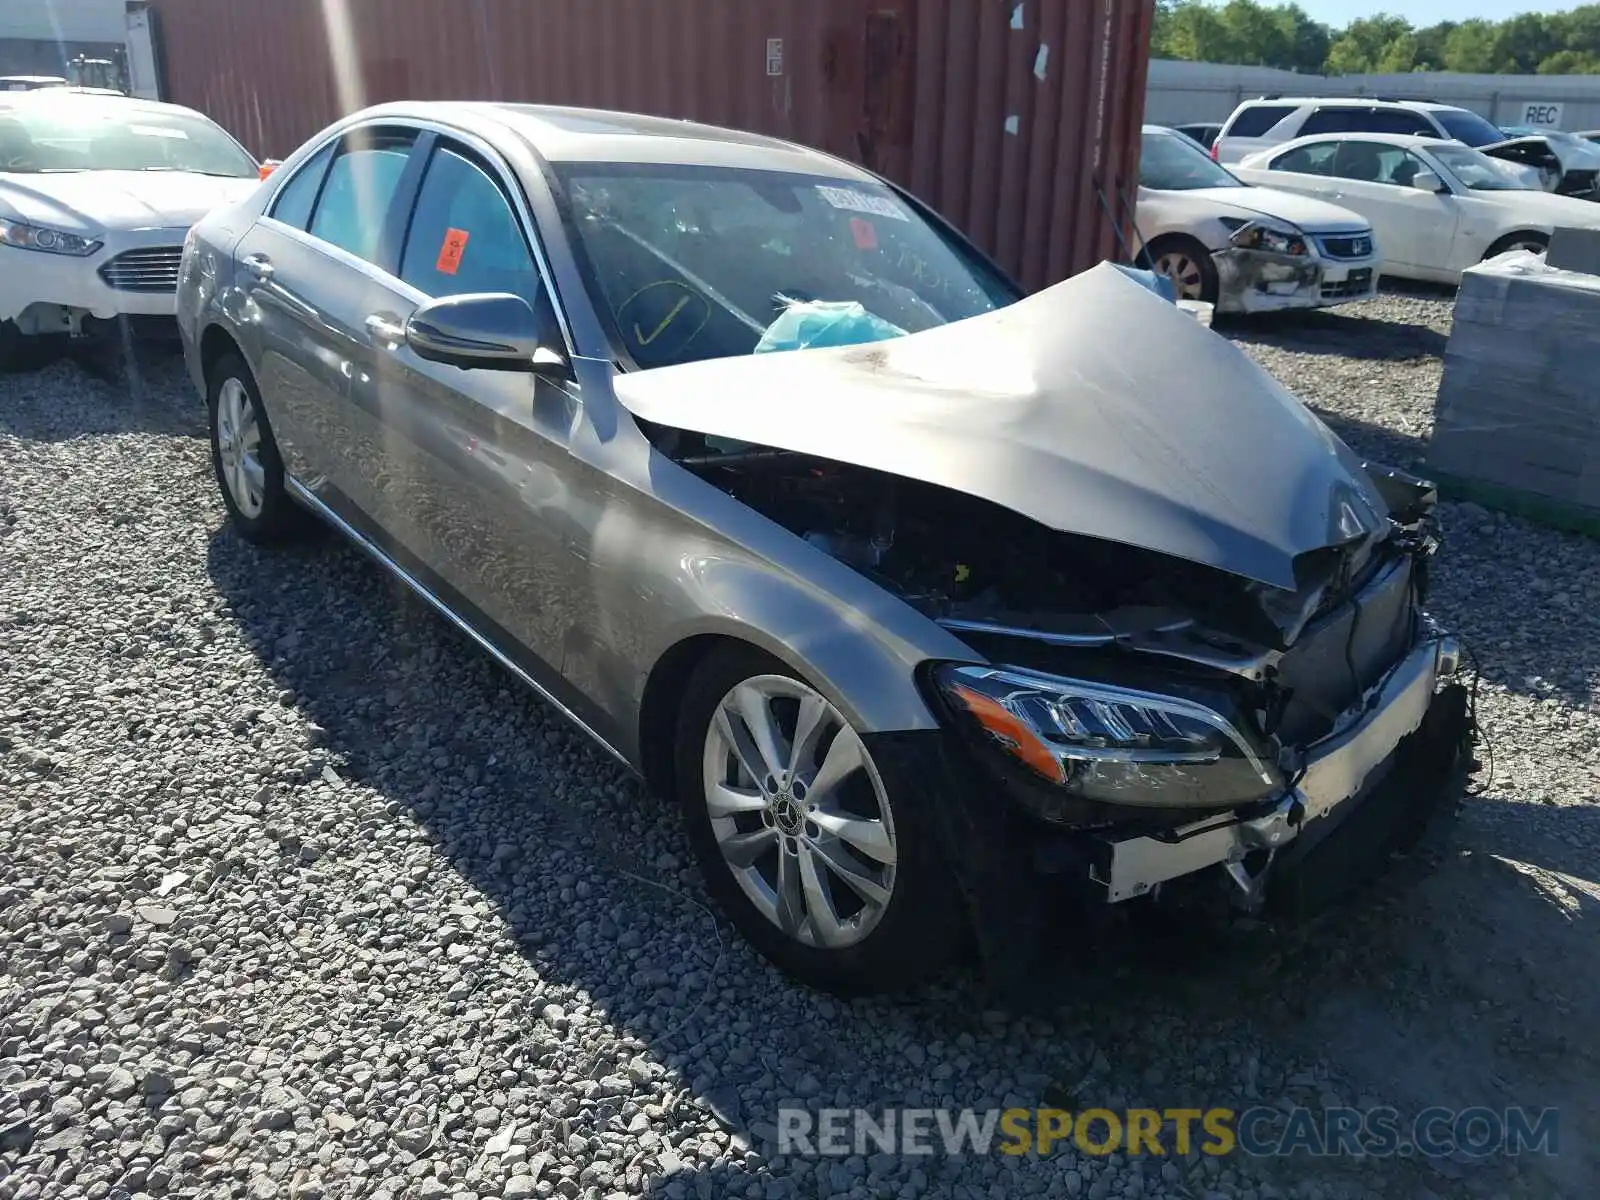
xmin=1213 ymin=98 xmax=1509 ymax=165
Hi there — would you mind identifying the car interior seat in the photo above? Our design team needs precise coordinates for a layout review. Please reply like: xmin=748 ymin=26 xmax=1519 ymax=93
xmin=1340 ymin=143 xmax=1386 ymax=182
xmin=0 ymin=118 xmax=39 ymax=168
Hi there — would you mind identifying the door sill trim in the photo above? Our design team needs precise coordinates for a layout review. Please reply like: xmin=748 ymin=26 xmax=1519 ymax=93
xmin=284 ymin=477 xmax=632 ymax=770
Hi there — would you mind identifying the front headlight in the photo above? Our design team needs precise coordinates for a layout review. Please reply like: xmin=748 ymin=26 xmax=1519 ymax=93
xmin=0 ymin=216 xmax=103 ymax=257
xmin=934 ymin=664 xmax=1281 ymax=809
xmin=1223 ymin=218 xmax=1308 ymax=257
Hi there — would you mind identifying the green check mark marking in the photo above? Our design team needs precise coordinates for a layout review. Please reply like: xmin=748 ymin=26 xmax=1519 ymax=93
xmin=634 ymin=294 xmax=691 ymax=346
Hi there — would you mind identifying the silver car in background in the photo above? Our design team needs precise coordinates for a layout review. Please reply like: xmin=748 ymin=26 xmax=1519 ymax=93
xmin=178 ymin=103 xmax=1474 ymax=996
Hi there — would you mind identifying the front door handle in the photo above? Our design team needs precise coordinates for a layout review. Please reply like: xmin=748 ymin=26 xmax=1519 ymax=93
xmin=242 ymin=253 xmax=273 ymax=282
xmin=365 ymin=313 xmax=406 ymax=345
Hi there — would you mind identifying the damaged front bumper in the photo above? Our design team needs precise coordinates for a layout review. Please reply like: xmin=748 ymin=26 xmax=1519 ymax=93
xmin=873 ymin=622 xmax=1471 ymax=994
xmin=1096 ymin=629 xmax=1461 ymax=906
xmin=1213 ymin=245 xmax=1378 ymax=314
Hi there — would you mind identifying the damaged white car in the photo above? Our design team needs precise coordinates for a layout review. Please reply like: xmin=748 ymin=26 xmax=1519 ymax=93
xmin=0 ymin=90 xmax=261 ymax=368
xmin=178 ymin=103 xmax=1475 ymax=996
xmin=1483 ymin=127 xmax=1600 ymax=201
xmin=1136 ymin=125 xmax=1379 ymax=312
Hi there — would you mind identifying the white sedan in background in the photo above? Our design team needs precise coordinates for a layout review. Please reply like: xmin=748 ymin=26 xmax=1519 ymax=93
xmin=1135 ymin=125 xmax=1380 ymax=313
xmin=0 ymin=90 xmax=261 ymax=368
xmin=1234 ymin=133 xmax=1600 ymax=284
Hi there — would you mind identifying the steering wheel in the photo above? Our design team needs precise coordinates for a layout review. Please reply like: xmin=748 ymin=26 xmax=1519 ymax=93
xmin=615 ymin=280 xmax=712 ymax=360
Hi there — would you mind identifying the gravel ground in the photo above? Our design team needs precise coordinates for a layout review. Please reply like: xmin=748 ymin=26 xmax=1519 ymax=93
xmin=3 ymin=295 xmax=1598 ymax=1200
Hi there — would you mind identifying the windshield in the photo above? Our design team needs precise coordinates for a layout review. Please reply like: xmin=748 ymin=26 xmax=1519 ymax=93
xmin=553 ymin=163 xmax=1019 ymax=370
xmin=1430 ymin=144 xmax=1537 ymax=191
xmin=1140 ymin=130 xmax=1242 ymax=190
xmin=1432 ymin=108 xmax=1508 ymax=149
xmin=0 ymin=100 xmax=256 ymax=176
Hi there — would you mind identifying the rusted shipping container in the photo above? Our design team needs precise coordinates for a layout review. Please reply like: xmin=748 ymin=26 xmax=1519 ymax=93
xmin=146 ymin=0 xmax=1153 ymax=289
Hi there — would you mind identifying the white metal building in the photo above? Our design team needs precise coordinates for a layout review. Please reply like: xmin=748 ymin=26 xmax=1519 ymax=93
xmin=1147 ymin=58 xmax=1600 ymax=134
xmin=0 ymin=0 xmax=126 ymax=80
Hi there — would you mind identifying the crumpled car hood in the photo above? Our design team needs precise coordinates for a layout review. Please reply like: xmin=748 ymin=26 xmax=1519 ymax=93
xmin=613 ymin=262 xmax=1388 ymax=591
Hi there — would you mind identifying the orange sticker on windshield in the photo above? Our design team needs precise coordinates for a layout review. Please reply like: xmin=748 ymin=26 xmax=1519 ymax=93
xmin=850 ymin=217 xmax=878 ymax=250
xmin=436 ymin=227 xmax=470 ymax=275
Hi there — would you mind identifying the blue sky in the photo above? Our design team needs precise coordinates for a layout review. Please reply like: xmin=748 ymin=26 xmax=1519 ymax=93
xmin=1297 ymin=0 xmax=1589 ymax=23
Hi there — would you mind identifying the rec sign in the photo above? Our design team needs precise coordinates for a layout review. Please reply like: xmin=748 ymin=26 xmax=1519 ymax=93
xmin=1514 ymin=102 xmax=1564 ymax=129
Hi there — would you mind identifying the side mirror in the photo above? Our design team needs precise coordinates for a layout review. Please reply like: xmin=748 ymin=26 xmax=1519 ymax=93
xmin=1409 ymin=170 xmax=1445 ymax=193
xmin=405 ymin=292 xmax=568 ymax=375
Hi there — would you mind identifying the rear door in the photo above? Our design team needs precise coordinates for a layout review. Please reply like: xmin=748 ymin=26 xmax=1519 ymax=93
xmin=233 ymin=125 xmax=421 ymax=487
xmin=350 ymin=135 xmax=584 ymax=677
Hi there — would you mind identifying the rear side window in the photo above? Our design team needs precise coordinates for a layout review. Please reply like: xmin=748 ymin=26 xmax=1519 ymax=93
xmin=1225 ymin=104 xmax=1297 ymax=138
xmin=1364 ymin=109 xmax=1436 ymax=135
xmin=1300 ymin=106 xmax=1435 ymax=136
xmin=1299 ymin=107 xmax=1367 ymax=136
xmin=308 ymin=128 xmax=417 ymax=264
xmin=1273 ymin=142 xmax=1339 ymax=175
xmin=268 ymin=141 xmax=335 ymax=230
xmin=398 ymin=145 xmax=542 ymax=305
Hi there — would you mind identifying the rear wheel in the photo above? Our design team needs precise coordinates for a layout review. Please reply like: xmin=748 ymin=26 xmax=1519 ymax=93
xmin=674 ymin=645 xmax=963 ymax=995
xmin=207 ymin=353 xmax=305 ymax=543
xmin=1484 ymin=230 xmax=1548 ymax=260
xmin=1146 ymin=235 xmax=1220 ymax=304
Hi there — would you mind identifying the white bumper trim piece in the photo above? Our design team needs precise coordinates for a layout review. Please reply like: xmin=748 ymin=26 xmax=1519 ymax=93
xmin=1097 ymin=634 xmax=1452 ymax=903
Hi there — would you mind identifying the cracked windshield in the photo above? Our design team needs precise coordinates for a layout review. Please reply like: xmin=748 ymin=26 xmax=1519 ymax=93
xmin=556 ymin=165 xmax=1017 ymax=367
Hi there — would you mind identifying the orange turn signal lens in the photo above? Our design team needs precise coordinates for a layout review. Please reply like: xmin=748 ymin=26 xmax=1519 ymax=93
xmin=258 ymin=161 xmax=279 ymax=180
xmin=947 ymin=683 xmax=1066 ymax=785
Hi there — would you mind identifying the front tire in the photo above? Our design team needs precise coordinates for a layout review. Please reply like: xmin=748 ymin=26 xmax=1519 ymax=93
xmin=674 ymin=645 xmax=963 ymax=995
xmin=1145 ymin=234 xmax=1220 ymax=304
xmin=1484 ymin=230 xmax=1548 ymax=260
xmin=207 ymin=353 xmax=304 ymax=543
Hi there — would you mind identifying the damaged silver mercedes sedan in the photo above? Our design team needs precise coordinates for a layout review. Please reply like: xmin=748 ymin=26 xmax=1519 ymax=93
xmin=177 ymin=103 xmax=1474 ymax=995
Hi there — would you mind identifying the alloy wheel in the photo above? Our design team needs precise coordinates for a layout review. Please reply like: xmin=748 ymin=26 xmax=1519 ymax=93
xmin=215 ymin=376 xmax=265 ymax=519
xmin=1153 ymin=249 xmax=1206 ymax=300
xmin=701 ymin=675 xmax=898 ymax=949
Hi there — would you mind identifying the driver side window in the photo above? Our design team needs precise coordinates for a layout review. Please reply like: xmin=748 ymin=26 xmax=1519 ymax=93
xmin=398 ymin=144 xmax=542 ymax=307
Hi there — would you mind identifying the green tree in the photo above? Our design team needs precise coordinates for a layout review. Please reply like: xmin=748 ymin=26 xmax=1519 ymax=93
xmin=1441 ymin=20 xmax=1498 ymax=72
xmin=1375 ymin=32 xmax=1419 ymax=73
xmin=1492 ymin=13 xmax=1559 ymax=73
xmin=1149 ymin=0 xmax=1600 ymax=77
xmin=1324 ymin=35 xmax=1372 ymax=74
xmin=1218 ymin=0 xmax=1291 ymax=66
xmin=1537 ymin=48 xmax=1600 ymax=74
xmin=1277 ymin=3 xmax=1332 ymax=73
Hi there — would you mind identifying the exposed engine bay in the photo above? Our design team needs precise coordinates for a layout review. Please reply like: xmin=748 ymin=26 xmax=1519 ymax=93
xmin=655 ymin=424 xmax=1442 ymax=757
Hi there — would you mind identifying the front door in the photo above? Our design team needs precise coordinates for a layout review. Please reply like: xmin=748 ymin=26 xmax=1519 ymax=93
xmin=352 ymin=138 xmax=584 ymax=679
xmin=1328 ymin=141 xmax=1459 ymax=275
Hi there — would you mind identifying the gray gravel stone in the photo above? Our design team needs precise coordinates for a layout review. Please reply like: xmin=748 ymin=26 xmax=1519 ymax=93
xmin=2 ymin=307 xmax=1595 ymax=1200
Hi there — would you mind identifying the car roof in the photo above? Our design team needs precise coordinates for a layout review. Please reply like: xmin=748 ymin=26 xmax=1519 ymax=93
xmin=1255 ymin=132 xmax=1447 ymax=154
xmin=344 ymin=101 xmax=879 ymax=180
xmin=0 ymin=90 xmax=198 ymax=119
xmin=1236 ymin=96 xmax=1463 ymax=113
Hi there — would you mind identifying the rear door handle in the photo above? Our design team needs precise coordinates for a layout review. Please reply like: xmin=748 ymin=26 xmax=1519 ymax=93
xmin=242 ymin=253 xmax=273 ymax=282
xmin=365 ymin=313 xmax=406 ymax=345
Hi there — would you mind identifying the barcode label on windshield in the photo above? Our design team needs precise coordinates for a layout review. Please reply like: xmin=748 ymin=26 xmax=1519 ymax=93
xmin=815 ymin=186 xmax=908 ymax=221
